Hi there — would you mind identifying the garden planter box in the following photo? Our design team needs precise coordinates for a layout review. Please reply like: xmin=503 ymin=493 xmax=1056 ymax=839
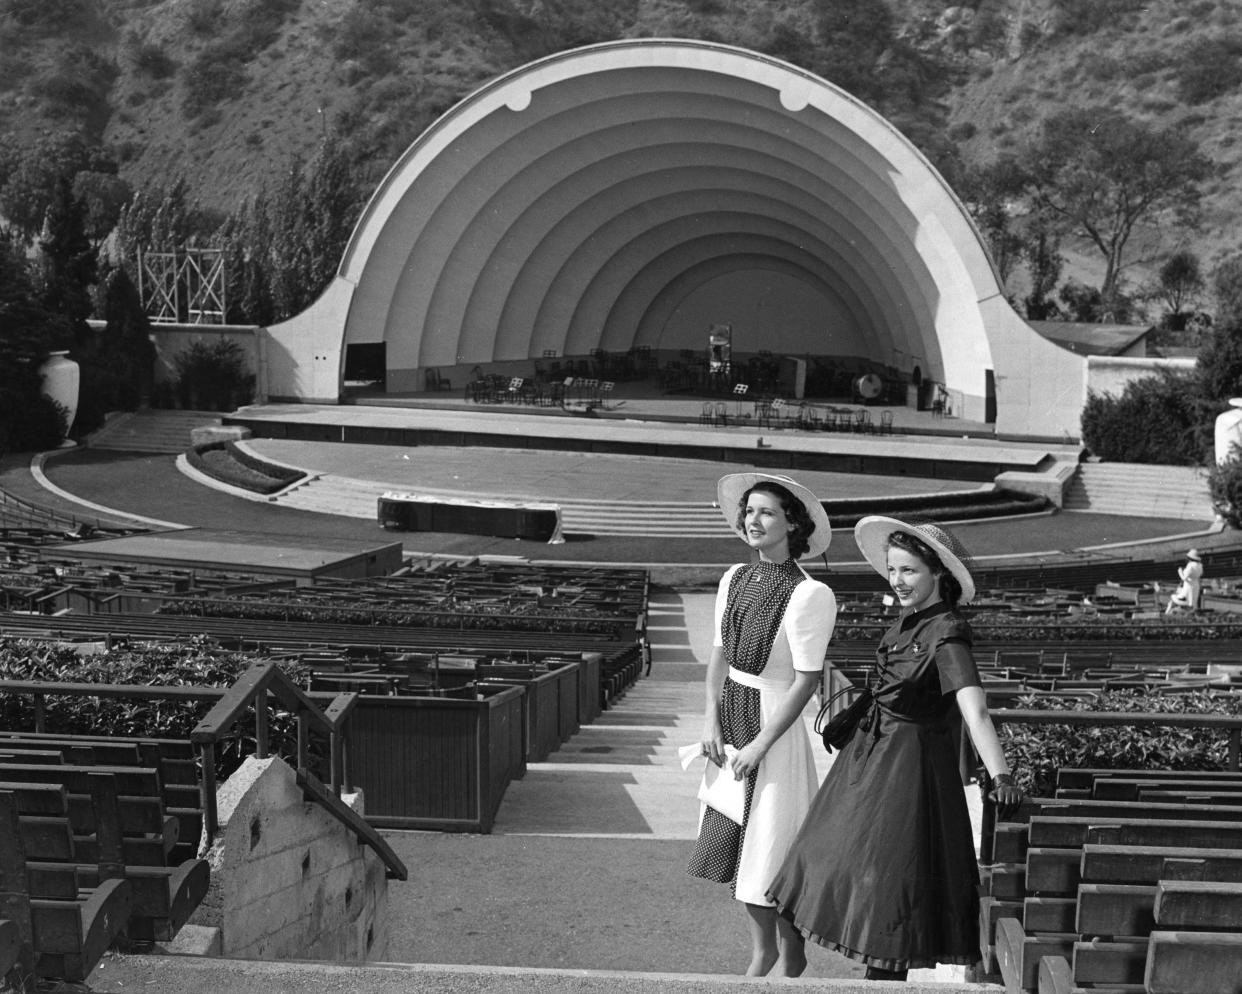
xmin=477 ymin=659 xmax=581 ymax=761
xmin=348 ymin=683 xmax=525 ymax=833
xmin=577 ymin=653 xmax=602 ymax=726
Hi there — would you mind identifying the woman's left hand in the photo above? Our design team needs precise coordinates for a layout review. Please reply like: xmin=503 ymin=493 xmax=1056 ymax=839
xmin=730 ymin=741 xmax=766 ymax=780
xmin=987 ymin=773 xmax=1024 ymax=820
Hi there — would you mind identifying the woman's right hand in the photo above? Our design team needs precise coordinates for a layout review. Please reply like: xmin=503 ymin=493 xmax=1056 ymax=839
xmin=701 ymin=718 xmax=726 ymax=767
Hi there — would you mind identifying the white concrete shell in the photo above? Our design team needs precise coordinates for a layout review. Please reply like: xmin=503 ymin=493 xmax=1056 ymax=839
xmin=264 ymin=39 xmax=1085 ymax=438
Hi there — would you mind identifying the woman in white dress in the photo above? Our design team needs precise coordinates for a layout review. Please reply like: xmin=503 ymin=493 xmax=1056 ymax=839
xmin=686 ymin=472 xmax=837 ymax=977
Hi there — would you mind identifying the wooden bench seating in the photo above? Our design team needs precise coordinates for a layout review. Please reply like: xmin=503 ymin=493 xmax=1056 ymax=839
xmin=1 ymin=765 xmax=208 ymax=949
xmin=0 ymin=733 xmax=203 ymax=861
xmin=988 ymin=770 xmax=1242 ymax=993
xmin=0 ymin=787 xmax=132 ymax=983
xmin=0 ymin=917 xmax=19 ymax=983
xmin=0 ymin=763 xmax=179 ymax=863
xmin=1032 ymin=883 xmax=1242 ymax=993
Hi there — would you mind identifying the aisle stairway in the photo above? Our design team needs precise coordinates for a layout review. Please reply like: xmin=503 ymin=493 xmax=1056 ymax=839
xmin=273 ymin=473 xmax=734 ymax=537
xmin=1063 ymin=461 xmax=1213 ymax=520
xmin=87 ymin=410 xmax=222 ymax=454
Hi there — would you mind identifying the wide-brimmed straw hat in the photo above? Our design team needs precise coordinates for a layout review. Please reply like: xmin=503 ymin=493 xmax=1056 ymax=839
xmin=716 ymin=472 xmax=832 ymax=560
xmin=1186 ymin=548 xmax=1203 ymax=562
xmin=854 ymin=515 xmax=976 ymax=605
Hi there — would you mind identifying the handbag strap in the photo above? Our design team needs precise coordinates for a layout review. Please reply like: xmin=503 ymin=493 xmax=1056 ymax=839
xmin=813 ymin=676 xmax=904 ymax=734
xmin=813 ymin=683 xmax=870 ymax=733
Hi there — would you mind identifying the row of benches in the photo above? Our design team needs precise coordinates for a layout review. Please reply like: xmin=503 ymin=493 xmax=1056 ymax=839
xmin=0 ymin=730 xmax=210 ymax=985
xmin=983 ymin=768 xmax=1242 ymax=993
xmin=2 ymin=550 xmax=648 ymax=617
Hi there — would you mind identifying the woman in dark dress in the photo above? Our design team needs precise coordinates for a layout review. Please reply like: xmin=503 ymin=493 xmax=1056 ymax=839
xmin=767 ymin=516 xmax=1022 ymax=981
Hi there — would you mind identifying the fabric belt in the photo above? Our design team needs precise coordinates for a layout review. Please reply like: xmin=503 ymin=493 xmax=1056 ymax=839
xmin=727 ymin=666 xmax=790 ymax=694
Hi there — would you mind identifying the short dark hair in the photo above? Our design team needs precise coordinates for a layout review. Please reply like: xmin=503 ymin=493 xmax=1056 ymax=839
xmin=735 ymin=481 xmax=815 ymax=559
xmin=886 ymin=529 xmax=963 ymax=607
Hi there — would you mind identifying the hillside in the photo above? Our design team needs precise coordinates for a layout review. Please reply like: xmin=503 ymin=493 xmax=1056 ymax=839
xmin=2 ymin=0 xmax=1240 ymax=303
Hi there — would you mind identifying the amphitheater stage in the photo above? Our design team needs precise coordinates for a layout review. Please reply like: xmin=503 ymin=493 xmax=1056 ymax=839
xmin=63 ymin=528 xmax=404 ymax=579
xmin=224 ymin=397 xmax=1080 ymax=485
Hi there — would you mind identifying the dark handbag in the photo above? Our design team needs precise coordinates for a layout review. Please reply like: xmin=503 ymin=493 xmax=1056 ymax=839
xmin=814 ymin=686 xmax=873 ymax=753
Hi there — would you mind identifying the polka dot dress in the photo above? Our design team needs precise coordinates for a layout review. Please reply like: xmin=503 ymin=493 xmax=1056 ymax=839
xmin=687 ymin=559 xmax=805 ymax=893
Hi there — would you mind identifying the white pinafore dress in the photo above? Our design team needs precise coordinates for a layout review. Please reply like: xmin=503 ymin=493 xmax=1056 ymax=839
xmin=686 ymin=558 xmax=836 ymax=905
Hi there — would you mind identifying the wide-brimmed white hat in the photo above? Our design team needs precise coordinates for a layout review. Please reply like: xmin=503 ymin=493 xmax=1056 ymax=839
xmin=1187 ymin=548 xmax=1203 ymax=562
xmin=854 ymin=515 xmax=976 ymax=605
xmin=716 ymin=473 xmax=832 ymax=560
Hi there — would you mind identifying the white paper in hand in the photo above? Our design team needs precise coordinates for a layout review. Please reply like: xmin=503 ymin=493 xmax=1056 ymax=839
xmin=678 ymin=743 xmax=746 ymax=824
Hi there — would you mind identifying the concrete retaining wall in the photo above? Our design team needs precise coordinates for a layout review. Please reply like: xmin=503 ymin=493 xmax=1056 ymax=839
xmin=198 ymin=756 xmax=389 ymax=962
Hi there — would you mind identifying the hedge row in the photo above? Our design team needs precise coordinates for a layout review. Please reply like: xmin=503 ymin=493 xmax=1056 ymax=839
xmin=831 ymin=614 xmax=1242 ymax=642
xmin=1001 ymin=688 xmax=1242 ymax=797
xmin=156 ymin=596 xmax=629 ymax=634
xmin=0 ymin=639 xmax=311 ymax=780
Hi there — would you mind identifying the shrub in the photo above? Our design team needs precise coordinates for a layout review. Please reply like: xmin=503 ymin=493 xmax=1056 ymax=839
xmin=1000 ymin=688 xmax=1242 ymax=797
xmin=0 ymin=0 xmax=89 ymax=32
xmin=0 ymin=392 xmax=68 ymax=452
xmin=1051 ymin=0 xmax=1147 ymax=36
xmin=128 ymin=37 xmax=176 ymax=79
xmin=1173 ymin=38 xmax=1242 ymax=104
xmin=1080 ymin=371 xmax=1201 ymax=464
xmin=181 ymin=46 xmax=246 ymax=119
xmin=187 ymin=441 xmax=304 ymax=494
xmin=1209 ymin=456 xmax=1242 ymax=527
xmin=173 ymin=338 xmax=254 ymax=410
xmin=183 ymin=0 xmax=224 ymax=37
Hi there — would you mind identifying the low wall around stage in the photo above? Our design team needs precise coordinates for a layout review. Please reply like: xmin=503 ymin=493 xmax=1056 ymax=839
xmin=1086 ymin=354 xmax=1196 ymax=400
xmin=377 ymin=491 xmax=564 ymax=543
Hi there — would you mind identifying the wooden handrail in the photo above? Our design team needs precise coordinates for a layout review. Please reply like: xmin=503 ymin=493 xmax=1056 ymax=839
xmin=295 ymin=767 xmax=406 ymax=881
xmin=0 ymin=679 xmax=223 ymax=703
xmin=189 ymin=663 xmax=356 ymax=846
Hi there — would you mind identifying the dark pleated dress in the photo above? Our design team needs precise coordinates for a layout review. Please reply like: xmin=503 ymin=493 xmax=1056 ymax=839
xmin=767 ymin=601 xmax=982 ymax=973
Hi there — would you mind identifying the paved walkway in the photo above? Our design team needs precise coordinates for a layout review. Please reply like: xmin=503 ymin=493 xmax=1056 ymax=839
xmin=379 ymin=588 xmax=982 ymax=982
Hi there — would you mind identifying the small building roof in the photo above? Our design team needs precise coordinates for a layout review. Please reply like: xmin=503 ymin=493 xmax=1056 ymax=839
xmin=1026 ymin=320 xmax=1151 ymax=356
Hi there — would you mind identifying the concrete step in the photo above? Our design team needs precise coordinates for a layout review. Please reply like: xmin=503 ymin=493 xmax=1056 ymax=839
xmin=270 ymin=475 xmax=735 ymax=535
xmin=86 ymin=952 xmax=996 ymax=994
xmin=88 ymin=410 xmax=223 ymax=453
xmin=1064 ymin=463 xmax=1212 ymax=519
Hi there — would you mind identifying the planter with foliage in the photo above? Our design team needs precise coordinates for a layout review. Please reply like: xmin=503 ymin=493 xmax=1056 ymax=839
xmin=0 ymin=638 xmax=311 ymax=782
xmin=997 ymin=688 xmax=1242 ymax=797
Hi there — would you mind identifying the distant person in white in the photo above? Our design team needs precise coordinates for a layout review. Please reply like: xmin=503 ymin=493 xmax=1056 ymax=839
xmin=1165 ymin=548 xmax=1204 ymax=613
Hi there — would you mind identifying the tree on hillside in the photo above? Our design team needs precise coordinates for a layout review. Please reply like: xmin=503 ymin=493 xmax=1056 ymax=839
xmin=1019 ymin=108 xmax=1213 ymax=315
xmin=73 ymin=171 xmax=133 ymax=248
xmin=216 ymin=139 xmax=365 ymax=325
xmin=0 ymin=130 xmax=116 ymax=244
xmin=959 ymin=158 xmax=1027 ymax=286
xmin=1148 ymin=250 xmax=1205 ymax=330
xmin=1023 ymin=223 xmax=1064 ymax=321
xmin=38 ymin=176 xmax=96 ymax=349
xmin=113 ymin=177 xmax=213 ymax=261
xmin=1212 ymin=254 xmax=1242 ymax=328
xmin=807 ymin=0 xmax=953 ymax=156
